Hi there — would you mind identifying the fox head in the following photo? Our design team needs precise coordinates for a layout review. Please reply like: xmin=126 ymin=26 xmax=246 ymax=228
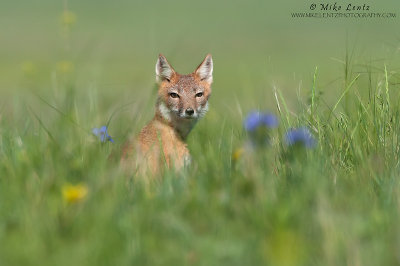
xmin=155 ymin=54 xmax=213 ymax=138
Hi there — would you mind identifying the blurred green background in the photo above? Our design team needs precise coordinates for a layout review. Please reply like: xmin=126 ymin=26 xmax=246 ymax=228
xmin=1 ymin=0 xmax=398 ymax=110
xmin=1 ymin=1 xmax=400 ymax=265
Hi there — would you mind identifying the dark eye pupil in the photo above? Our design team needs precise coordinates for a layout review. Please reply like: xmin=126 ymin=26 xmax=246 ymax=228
xmin=170 ymin=93 xmax=179 ymax=98
xmin=196 ymin=92 xmax=203 ymax=97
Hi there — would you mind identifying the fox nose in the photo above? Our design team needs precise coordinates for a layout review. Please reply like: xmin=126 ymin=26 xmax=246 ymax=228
xmin=185 ymin=108 xmax=194 ymax=116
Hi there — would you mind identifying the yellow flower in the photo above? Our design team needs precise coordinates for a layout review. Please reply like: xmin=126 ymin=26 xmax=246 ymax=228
xmin=56 ymin=61 xmax=74 ymax=74
xmin=60 ymin=10 xmax=77 ymax=26
xmin=261 ymin=230 xmax=304 ymax=266
xmin=21 ymin=61 xmax=36 ymax=75
xmin=232 ymin=148 xmax=244 ymax=162
xmin=62 ymin=184 xmax=88 ymax=204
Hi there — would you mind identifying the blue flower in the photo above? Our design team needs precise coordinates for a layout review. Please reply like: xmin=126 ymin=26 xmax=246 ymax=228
xmin=92 ymin=125 xmax=114 ymax=143
xmin=285 ymin=127 xmax=315 ymax=148
xmin=244 ymin=111 xmax=279 ymax=132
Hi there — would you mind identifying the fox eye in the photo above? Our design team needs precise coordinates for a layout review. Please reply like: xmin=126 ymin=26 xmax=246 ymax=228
xmin=169 ymin=92 xmax=179 ymax=98
xmin=195 ymin=92 xmax=203 ymax=98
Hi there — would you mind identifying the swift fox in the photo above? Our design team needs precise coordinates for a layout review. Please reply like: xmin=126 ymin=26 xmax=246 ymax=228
xmin=122 ymin=54 xmax=213 ymax=174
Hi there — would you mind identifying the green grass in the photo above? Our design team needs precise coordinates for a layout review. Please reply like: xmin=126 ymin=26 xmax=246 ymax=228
xmin=1 ymin=53 xmax=400 ymax=265
xmin=1 ymin=0 xmax=400 ymax=265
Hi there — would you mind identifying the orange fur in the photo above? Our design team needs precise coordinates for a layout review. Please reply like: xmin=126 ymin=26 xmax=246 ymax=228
xmin=121 ymin=54 xmax=213 ymax=176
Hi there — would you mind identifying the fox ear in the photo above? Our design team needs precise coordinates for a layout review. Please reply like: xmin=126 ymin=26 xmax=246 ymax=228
xmin=155 ymin=54 xmax=175 ymax=82
xmin=195 ymin=54 xmax=213 ymax=84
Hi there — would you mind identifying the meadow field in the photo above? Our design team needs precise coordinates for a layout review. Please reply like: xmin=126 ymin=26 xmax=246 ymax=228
xmin=1 ymin=0 xmax=400 ymax=265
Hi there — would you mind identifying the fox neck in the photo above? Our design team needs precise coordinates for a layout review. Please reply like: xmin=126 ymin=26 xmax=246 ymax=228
xmin=156 ymin=102 xmax=198 ymax=140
